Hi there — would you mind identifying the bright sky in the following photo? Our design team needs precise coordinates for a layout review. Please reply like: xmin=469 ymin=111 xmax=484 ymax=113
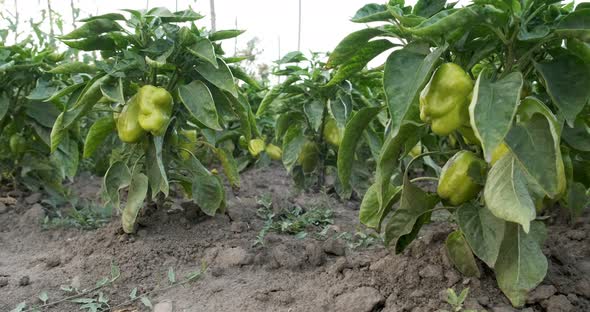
xmin=1 ymin=0 xmax=584 ymax=67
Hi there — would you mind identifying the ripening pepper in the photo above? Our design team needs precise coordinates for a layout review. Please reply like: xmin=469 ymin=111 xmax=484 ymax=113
xmin=420 ymin=63 xmax=474 ymax=136
xmin=117 ymin=95 xmax=146 ymax=143
xmin=265 ymin=143 xmax=283 ymax=161
xmin=238 ymin=135 xmax=248 ymax=148
xmin=323 ymin=118 xmax=342 ymax=147
xmin=9 ymin=134 xmax=26 ymax=155
xmin=179 ymin=129 xmax=198 ymax=160
xmin=409 ymin=142 xmax=422 ymax=158
xmin=298 ymin=140 xmax=320 ymax=173
xmin=437 ymin=151 xmax=487 ymax=206
xmin=248 ymin=139 xmax=266 ymax=157
xmin=137 ymin=85 xmax=173 ymax=136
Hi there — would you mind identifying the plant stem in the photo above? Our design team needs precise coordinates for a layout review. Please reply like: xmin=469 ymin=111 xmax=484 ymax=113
xmin=410 ymin=177 xmax=439 ymax=183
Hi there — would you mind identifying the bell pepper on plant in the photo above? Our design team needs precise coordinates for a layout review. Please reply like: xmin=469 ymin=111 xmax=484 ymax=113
xmin=248 ymin=139 xmax=266 ymax=157
xmin=298 ymin=140 xmax=320 ymax=173
xmin=117 ymin=96 xmax=146 ymax=143
xmin=265 ymin=143 xmax=283 ymax=161
xmin=9 ymin=134 xmax=26 ymax=155
xmin=323 ymin=117 xmax=342 ymax=147
xmin=409 ymin=142 xmax=422 ymax=158
xmin=420 ymin=63 xmax=474 ymax=136
xmin=137 ymin=85 xmax=173 ymax=136
xmin=437 ymin=150 xmax=487 ymax=206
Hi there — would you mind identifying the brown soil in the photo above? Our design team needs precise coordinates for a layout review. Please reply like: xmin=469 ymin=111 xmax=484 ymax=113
xmin=0 ymin=165 xmax=589 ymax=312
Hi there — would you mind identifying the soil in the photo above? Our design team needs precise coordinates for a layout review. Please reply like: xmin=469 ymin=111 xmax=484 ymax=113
xmin=1 ymin=165 xmax=589 ymax=312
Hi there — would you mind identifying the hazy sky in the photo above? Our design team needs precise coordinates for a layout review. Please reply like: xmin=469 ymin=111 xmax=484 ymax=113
xmin=1 ymin=0 xmax=584 ymax=67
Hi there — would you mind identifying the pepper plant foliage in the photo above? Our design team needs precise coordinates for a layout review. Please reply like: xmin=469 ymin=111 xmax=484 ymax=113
xmin=256 ymin=52 xmax=385 ymax=195
xmin=332 ymin=0 xmax=590 ymax=307
xmin=48 ymin=7 xmax=258 ymax=233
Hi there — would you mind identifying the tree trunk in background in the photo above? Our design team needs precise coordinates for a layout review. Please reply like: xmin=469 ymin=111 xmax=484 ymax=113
xmin=210 ymin=0 xmax=216 ymax=32
xmin=297 ymin=0 xmax=301 ymax=51
xmin=47 ymin=0 xmax=55 ymax=46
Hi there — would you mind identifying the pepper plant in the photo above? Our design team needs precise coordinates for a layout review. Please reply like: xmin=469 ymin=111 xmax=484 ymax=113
xmin=48 ymin=7 xmax=259 ymax=233
xmin=256 ymin=52 xmax=385 ymax=195
xmin=331 ymin=0 xmax=590 ymax=306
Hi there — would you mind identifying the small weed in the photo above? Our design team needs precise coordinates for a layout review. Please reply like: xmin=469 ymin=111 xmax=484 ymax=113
xmin=42 ymin=195 xmax=111 ymax=230
xmin=336 ymin=229 xmax=382 ymax=249
xmin=442 ymin=287 xmax=477 ymax=312
xmin=253 ymin=193 xmax=334 ymax=246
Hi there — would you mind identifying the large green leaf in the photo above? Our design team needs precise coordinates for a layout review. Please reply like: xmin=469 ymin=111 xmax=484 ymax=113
xmin=146 ymin=136 xmax=169 ymax=198
xmin=413 ymin=0 xmax=447 ymax=18
xmin=49 ymin=62 xmax=96 ymax=74
xmin=407 ymin=7 xmax=480 ymax=37
xmin=534 ymin=53 xmax=590 ymax=126
xmin=209 ymin=29 xmax=245 ymax=41
xmin=470 ymin=70 xmax=523 ymax=162
xmin=327 ymin=27 xmax=389 ymax=68
xmin=59 ymin=19 xmax=122 ymax=40
xmin=103 ymin=161 xmax=131 ymax=210
xmin=445 ymin=230 xmax=480 ymax=277
xmin=562 ymin=119 xmax=590 ymax=152
xmin=337 ymin=106 xmax=383 ymax=197
xmin=304 ymin=100 xmax=324 ymax=132
xmin=282 ymin=124 xmax=306 ymax=172
xmin=359 ymin=182 xmax=401 ymax=230
xmin=495 ymin=222 xmax=548 ymax=307
xmin=505 ymin=114 xmax=566 ymax=199
xmin=195 ymin=58 xmax=238 ymax=97
xmin=326 ymin=39 xmax=395 ymax=87
xmin=484 ymin=154 xmax=536 ymax=233
xmin=376 ymin=122 xmax=423 ymax=208
xmin=51 ymin=135 xmax=79 ymax=180
xmin=384 ymin=176 xmax=439 ymax=253
xmin=178 ymin=80 xmax=222 ymax=131
xmin=187 ymin=38 xmax=218 ymax=68
xmin=83 ymin=116 xmax=115 ymax=158
xmin=121 ymin=169 xmax=148 ymax=233
xmin=351 ymin=3 xmax=392 ymax=23
xmin=384 ymin=43 xmax=446 ymax=134
xmin=457 ymin=202 xmax=505 ymax=267
xmin=192 ymin=174 xmax=224 ymax=216
xmin=555 ymin=9 xmax=590 ymax=41
xmin=216 ymin=147 xmax=240 ymax=188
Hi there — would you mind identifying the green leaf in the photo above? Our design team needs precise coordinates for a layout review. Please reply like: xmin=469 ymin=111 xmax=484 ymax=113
xmin=192 ymin=174 xmax=224 ymax=216
xmin=446 ymin=230 xmax=480 ymax=277
xmin=187 ymin=38 xmax=218 ymax=68
xmin=359 ymin=183 xmax=402 ymax=230
xmin=230 ymin=66 xmax=262 ymax=90
xmin=567 ymin=38 xmax=590 ymax=64
xmin=216 ymin=147 xmax=240 ymax=188
xmin=256 ymin=75 xmax=299 ymax=116
xmin=304 ymin=100 xmax=324 ymax=132
xmin=384 ymin=176 xmax=439 ymax=253
xmin=49 ymin=62 xmax=96 ymax=74
xmin=565 ymin=182 xmax=589 ymax=219
xmin=555 ymin=9 xmax=590 ymax=41
xmin=196 ymin=58 xmax=238 ymax=98
xmin=484 ymin=154 xmax=536 ymax=233
xmin=384 ymin=43 xmax=446 ymax=135
xmin=103 ymin=161 xmax=131 ymax=210
xmin=38 ymin=291 xmax=49 ymax=304
xmin=413 ymin=0 xmax=446 ymax=17
xmin=111 ymin=260 xmax=120 ymax=280
xmin=407 ymin=7 xmax=480 ymax=37
xmin=60 ymin=19 xmax=122 ymax=40
xmin=327 ymin=27 xmax=389 ymax=68
xmin=457 ymin=202 xmax=505 ymax=267
xmin=282 ymin=124 xmax=306 ymax=172
xmin=534 ymin=53 xmax=590 ymax=126
xmin=209 ymin=29 xmax=245 ymax=41
xmin=337 ymin=106 xmax=383 ymax=197
xmin=326 ymin=39 xmax=395 ymax=86
xmin=376 ymin=122 xmax=423 ymax=208
xmin=146 ymin=136 xmax=169 ymax=198
xmin=140 ymin=296 xmax=153 ymax=309
xmin=0 ymin=92 xmax=8 ymax=121
xmin=505 ymin=114 xmax=566 ymax=199
xmin=61 ymin=36 xmax=118 ymax=51
xmin=178 ymin=80 xmax=222 ymax=131
xmin=10 ymin=302 xmax=26 ymax=312
xmin=121 ymin=168 xmax=148 ymax=234
xmin=469 ymin=70 xmax=523 ymax=162
xmin=51 ymin=135 xmax=79 ymax=180
xmin=83 ymin=116 xmax=115 ymax=158
xmin=351 ymin=3 xmax=392 ymax=23
xmin=495 ymin=222 xmax=548 ymax=307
